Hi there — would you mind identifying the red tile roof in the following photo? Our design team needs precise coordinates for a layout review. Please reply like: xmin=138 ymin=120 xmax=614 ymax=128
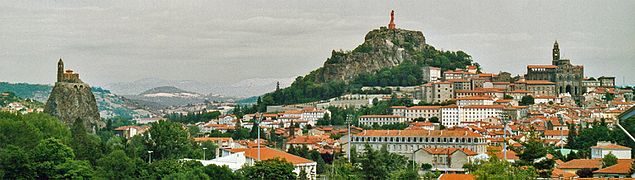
xmin=439 ymin=174 xmax=475 ymax=180
xmin=227 ymin=147 xmax=314 ymax=165
xmin=594 ymin=159 xmax=634 ymax=174
xmin=558 ymin=159 xmax=602 ymax=169
xmin=591 ymin=144 xmax=631 ymax=150
xmin=423 ymin=148 xmax=478 ymax=156
xmin=527 ymin=65 xmax=558 ymax=69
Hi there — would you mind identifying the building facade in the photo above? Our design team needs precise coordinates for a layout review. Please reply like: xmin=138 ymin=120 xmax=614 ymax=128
xmin=525 ymin=41 xmax=584 ymax=99
xmin=350 ymin=129 xmax=487 ymax=159
xmin=358 ymin=115 xmax=407 ymax=126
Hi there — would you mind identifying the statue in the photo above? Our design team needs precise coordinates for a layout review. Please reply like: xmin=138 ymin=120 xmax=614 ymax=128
xmin=388 ymin=10 xmax=396 ymax=29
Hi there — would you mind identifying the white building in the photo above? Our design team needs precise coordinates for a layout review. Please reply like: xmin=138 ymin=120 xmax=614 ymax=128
xmin=422 ymin=66 xmax=442 ymax=82
xmin=218 ymin=147 xmax=317 ymax=179
xmin=591 ymin=141 xmax=632 ymax=159
xmin=349 ymin=129 xmax=487 ymax=159
xmin=392 ymin=106 xmax=441 ymax=121
xmin=359 ymin=115 xmax=406 ymax=126
xmin=440 ymin=105 xmax=504 ymax=127
xmin=456 ymin=96 xmax=495 ymax=106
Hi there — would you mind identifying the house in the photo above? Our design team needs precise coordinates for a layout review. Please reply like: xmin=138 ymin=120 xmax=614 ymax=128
xmin=591 ymin=141 xmax=632 ymax=159
xmin=221 ymin=147 xmax=317 ymax=179
xmin=593 ymin=159 xmax=635 ymax=178
xmin=114 ymin=126 xmax=149 ymax=139
xmin=557 ymin=159 xmax=602 ymax=174
xmin=414 ymin=147 xmax=478 ymax=172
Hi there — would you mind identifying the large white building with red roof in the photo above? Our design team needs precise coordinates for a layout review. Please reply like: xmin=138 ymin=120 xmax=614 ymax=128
xmin=349 ymin=129 xmax=486 ymax=159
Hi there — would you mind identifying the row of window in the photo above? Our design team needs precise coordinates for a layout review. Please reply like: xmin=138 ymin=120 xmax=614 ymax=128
xmin=353 ymin=136 xmax=485 ymax=143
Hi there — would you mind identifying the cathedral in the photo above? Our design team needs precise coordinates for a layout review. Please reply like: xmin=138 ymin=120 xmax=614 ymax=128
xmin=526 ymin=41 xmax=584 ymax=99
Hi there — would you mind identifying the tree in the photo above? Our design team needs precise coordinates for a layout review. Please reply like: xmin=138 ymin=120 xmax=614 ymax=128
xmin=198 ymin=141 xmax=218 ymax=160
xmin=520 ymin=95 xmax=535 ymax=106
xmin=143 ymin=120 xmax=194 ymax=160
xmin=238 ymin=158 xmax=296 ymax=180
xmin=52 ymin=160 xmax=95 ymax=179
xmin=389 ymin=168 xmax=419 ymax=180
xmin=70 ymin=118 xmax=103 ymax=164
xmin=602 ymin=152 xmax=618 ymax=167
xmin=96 ymin=150 xmax=146 ymax=179
xmin=309 ymin=150 xmax=326 ymax=174
xmin=421 ymin=163 xmax=433 ymax=171
xmin=326 ymin=159 xmax=361 ymax=180
xmin=472 ymin=157 xmax=537 ymax=179
xmin=202 ymin=164 xmax=241 ymax=180
xmin=31 ymin=138 xmax=76 ymax=179
xmin=429 ymin=117 xmax=440 ymax=123
xmin=503 ymin=95 xmax=514 ymax=99
xmin=576 ymin=168 xmax=596 ymax=178
xmin=0 ymin=145 xmax=35 ymax=179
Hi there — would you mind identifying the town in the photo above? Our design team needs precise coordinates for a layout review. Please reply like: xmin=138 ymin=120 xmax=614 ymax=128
xmin=1 ymin=5 xmax=634 ymax=180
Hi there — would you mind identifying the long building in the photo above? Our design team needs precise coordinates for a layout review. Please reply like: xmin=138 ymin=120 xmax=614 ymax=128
xmin=349 ymin=129 xmax=487 ymax=158
xmin=441 ymin=105 xmax=504 ymax=127
xmin=392 ymin=106 xmax=441 ymax=121
xmin=358 ymin=115 xmax=406 ymax=126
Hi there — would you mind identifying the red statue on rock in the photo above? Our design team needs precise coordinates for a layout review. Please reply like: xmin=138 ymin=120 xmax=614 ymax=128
xmin=388 ymin=10 xmax=396 ymax=30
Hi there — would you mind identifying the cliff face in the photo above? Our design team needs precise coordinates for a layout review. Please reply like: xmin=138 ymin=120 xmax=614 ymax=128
xmin=314 ymin=27 xmax=427 ymax=83
xmin=44 ymin=82 xmax=103 ymax=132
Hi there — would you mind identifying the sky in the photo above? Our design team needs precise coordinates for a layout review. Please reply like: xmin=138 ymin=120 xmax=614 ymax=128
xmin=1 ymin=0 xmax=634 ymax=87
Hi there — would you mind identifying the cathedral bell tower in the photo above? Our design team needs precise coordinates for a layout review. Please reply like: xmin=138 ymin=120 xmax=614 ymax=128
xmin=57 ymin=58 xmax=64 ymax=82
xmin=552 ymin=41 xmax=560 ymax=65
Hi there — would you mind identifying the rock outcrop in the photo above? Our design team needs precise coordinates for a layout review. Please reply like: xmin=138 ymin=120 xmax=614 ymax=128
xmin=313 ymin=27 xmax=427 ymax=83
xmin=45 ymin=81 xmax=103 ymax=132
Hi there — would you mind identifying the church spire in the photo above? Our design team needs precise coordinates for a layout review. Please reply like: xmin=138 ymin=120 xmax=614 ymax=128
xmin=57 ymin=58 xmax=64 ymax=82
xmin=552 ymin=40 xmax=560 ymax=64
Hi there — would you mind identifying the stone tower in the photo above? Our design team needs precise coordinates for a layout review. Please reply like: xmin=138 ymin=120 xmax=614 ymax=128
xmin=552 ymin=41 xmax=560 ymax=65
xmin=388 ymin=10 xmax=396 ymax=30
xmin=57 ymin=59 xmax=64 ymax=82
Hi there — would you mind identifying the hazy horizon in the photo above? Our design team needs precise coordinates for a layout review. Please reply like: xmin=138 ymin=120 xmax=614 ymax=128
xmin=1 ymin=0 xmax=634 ymax=88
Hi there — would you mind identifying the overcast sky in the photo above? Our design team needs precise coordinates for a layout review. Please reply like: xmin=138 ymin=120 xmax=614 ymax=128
xmin=1 ymin=0 xmax=634 ymax=87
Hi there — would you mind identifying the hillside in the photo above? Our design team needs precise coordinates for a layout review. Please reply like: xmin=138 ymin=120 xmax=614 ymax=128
xmin=258 ymin=27 xmax=477 ymax=107
xmin=0 ymin=82 xmax=151 ymax=119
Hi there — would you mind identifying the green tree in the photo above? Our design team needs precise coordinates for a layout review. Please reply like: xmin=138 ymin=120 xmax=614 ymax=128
xmin=429 ymin=117 xmax=440 ymax=123
xmin=31 ymin=138 xmax=76 ymax=179
xmin=238 ymin=158 xmax=297 ymax=180
xmin=0 ymin=145 xmax=35 ymax=179
xmin=96 ymin=150 xmax=146 ymax=179
xmin=389 ymin=168 xmax=419 ymax=180
xmin=0 ymin=113 xmax=43 ymax=149
xmin=576 ymin=168 xmax=596 ymax=178
xmin=202 ymin=164 xmax=242 ymax=180
xmin=602 ymin=152 xmax=618 ymax=167
xmin=472 ymin=157 xmax=537 ymax=180
xmin=503 ymin=95 xmax=514 ymax=99
xmin=143 ymin=120 xmax=194 ymax=160
xmin=520 ymin=95 xmax=535 ymax=106
xmin=326 ymin=159 xmax=361 ymax=180
xmin=70 ymin=118 xmax=103 ymax=164
xmin=198 ymin=141 xmax=218 ymax=160
xmin=52 ymin=159 xmax=95 ymax=179
xmin=309 ymin=150 xmax=326 ymax=174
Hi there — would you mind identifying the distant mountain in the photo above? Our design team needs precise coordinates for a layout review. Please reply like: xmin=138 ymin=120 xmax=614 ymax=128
xmin=0 ymin=82 xmax=152 ymax=119
xmin=104 ymin=77 xmax=294 ymax=98
xmin=124 ymin=86 xmax=208 ymax=108
xmin=140 ymin=86 xmax=202 ymax=98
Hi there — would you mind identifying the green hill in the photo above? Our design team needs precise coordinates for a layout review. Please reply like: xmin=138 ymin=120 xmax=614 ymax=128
xmin=256 ymin=27 xmax=477 ymax=107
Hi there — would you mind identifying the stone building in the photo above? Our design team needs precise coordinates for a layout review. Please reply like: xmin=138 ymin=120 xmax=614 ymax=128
xmin=421 ymin=82 xmax=454 ymax=104
xmin=526 ymin=41 xmax=584 ymax=99
xmin=349 ymin=129 xmax=487 ymax=159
